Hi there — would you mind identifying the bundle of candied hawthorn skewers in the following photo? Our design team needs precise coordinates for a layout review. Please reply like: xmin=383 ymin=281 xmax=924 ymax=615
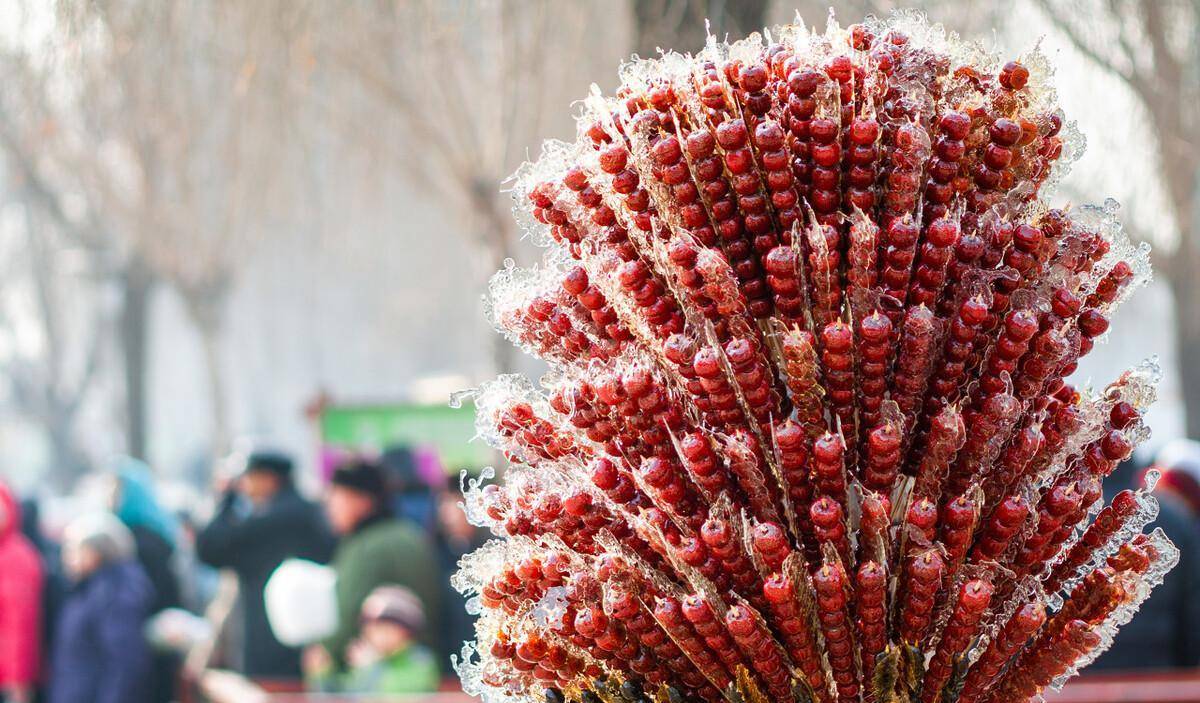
xmin=451 ymin=13 xmax=1176 ymax=703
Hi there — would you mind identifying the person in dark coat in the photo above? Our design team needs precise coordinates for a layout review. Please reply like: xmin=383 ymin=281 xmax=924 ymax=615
xmin=380 ymin=446 xmax=437 ymax=532
xmin=1151 ymin=439 xmax=1200 ymax=518
xmin=50 ymin=513 xmax=153 ymax=703
xmin=197 ymin=451 xmax=334 ymax=680
xmin=107 ymin=459 xmax=182 ymax=703
xmin=305 ymin=461 xmax=439 ymax=681
xmin=433 ymin=475 xmax=487 ymax=670
xmin=18 ymin=497 xmax=66 ymax=703
xmin=1091 ymin=455 xmax=1200 ymax=670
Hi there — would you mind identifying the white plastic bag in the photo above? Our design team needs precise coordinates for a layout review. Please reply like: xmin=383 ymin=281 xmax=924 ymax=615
xmin=263 ymin=558 xmax=338 ymax=646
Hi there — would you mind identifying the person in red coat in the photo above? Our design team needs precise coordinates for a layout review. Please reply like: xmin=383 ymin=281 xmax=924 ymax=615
xmin=0 ymin=481 xmax=43 ymax=703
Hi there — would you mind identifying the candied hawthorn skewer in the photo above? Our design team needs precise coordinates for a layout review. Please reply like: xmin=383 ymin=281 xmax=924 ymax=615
xmin=846 ymin=117 xmax=881 ymax=213
xmin=762 ymin=571 xmax=831 ymax=702
xmin=812 ymin=431 xmax=850 ymax=509
xmin=881 ymin=122 xmax=928 ymax=227
xmin=667 ymin=241 xmax=723 ymax=332
xmin=920 ymin=578 xmax=993 ymax=703
xmin=863 ymin=421 xmax=903 ymax=495
xmin=857 ymin=311 xmax=893 ymax=430
xmin=811 ymin=496 xmax=852 ymax=568
xmin=846 ymin=215 xmax=880 ymax=302
xmin=679 ymin=431 xmax=737 ymax=501
xmin=680 ymin=594 xmax=749 ymax=682
xmin=986 ymin=421 xmax=1043 ymax=507
xmin=693 ymin=345 xmax=747 ymax=430
xmin=719 ymin=609 xmax=788 ymax=699
xmin=855 ymin=560 xmax=888 ymax=687
xmin=820 ymin=322 xmax=858 ymax=448
xmin=900 ymin=497 xmax=940 ymax=564
xmin=939 ymin=492 xmax=981 ymax=585
xmin=878 ymin=216 xmax=921 ymax=315
xmin=1045 ymin=489 xmax=1143 ymax=593
xmin=808 ymin=116 xmax=843 ymax=226
xmin=751 ymin=118 xmax=804 ymax=233
xmin=897 ymin=548 xmax=945 ymax=645
xmin=986 ymin=619 xmax=1099 ymax=703
xmin=890 ymin=304 xmax=939 ymax=428
xmin=925 ymin=296 xmax=990 ymax=417
xmin=923 ymin=112 xmax=969 ymax=223
xmin=653 ymin=596 xmax=732 ymax=690
xmin=814 ymin=557 xmax=860 ymax=702
xmin=764 ymin=244 xmax=806 ymax=323
xmin=461 ymin=17 xmax=1175 ymax=703
xmin=725 ymin=336 xmax=785 ymax=428
xmin=808 ymin=224 xmax=844 ymax=328
xmin=701 ymin=515 xmax=766 ymax=608
xmin=676 ymin=535 xmax=731 ymax=590
xmin=950 ymin=390 xmax=1020 ymax=495
xmin=957 ymin=601 xmax=1047 ymax=703
xmin=1012 ymin=477 xmax=1085 ymax=577
xmin=562 ymin=264 xmax=634 ymax=345
xmin=907 ymin=217 xmax=960 ymax=308
xmin=970 ymin=492 xmax=1030 ymax=563
xmin=751 ymin=521 xmax=791 ymax=573
xmin=974 ymin=308 xmax=1039 ymax=400
xmin=784 ymin=67 xmax=821 ymax=200
xmin=913 ymin=405 xmax=966 ymax=500
xmin=780 ymin=328 xmax=827 ymax=435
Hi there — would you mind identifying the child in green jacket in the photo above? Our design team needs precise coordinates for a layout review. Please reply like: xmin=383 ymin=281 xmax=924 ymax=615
xmin=309 ymin=585 xmax=440 ymax=694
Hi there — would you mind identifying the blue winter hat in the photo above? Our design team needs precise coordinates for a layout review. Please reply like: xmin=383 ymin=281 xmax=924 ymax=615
xmin=113 ymin=457 xmax=178 ymax=547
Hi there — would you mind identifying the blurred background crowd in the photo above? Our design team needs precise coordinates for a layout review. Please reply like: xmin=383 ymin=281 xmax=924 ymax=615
xmin=0 ymin=445 xmax=488 ymax=702
xmin=0 ymin=0 xmax=1197 ymax=701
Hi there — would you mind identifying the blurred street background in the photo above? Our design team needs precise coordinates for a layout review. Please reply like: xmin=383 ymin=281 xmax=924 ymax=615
xmin=0 ymin=0 xmax=1196 ymax=701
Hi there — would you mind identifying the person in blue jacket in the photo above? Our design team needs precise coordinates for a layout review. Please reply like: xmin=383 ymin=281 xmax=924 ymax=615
xmin=109 ymin=458 xmax=181 ymax=614
xmin=49 ymin=513 xmax=154 ymax=703
xmin=108 ymin=459 xmax=183 ymax=703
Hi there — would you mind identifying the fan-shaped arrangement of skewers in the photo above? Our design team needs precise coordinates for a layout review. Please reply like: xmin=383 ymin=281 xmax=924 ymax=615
xmin=451 ymin=12 xmax=1174 ymax=703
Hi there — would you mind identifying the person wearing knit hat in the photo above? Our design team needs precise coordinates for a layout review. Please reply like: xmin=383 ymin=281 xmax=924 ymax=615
xmin=50 ymin=513 xmax=155 ymax=703
xmin=361 ymin=585 xmax=426 ymax=632
xmin=309 ymin=585 xmax=439 ymax=693
xmin=197 ymin=449 xmax=335 ymax=680
xmin=305 ymin=459 xmax=440 ymax=682
xmin=1154 ymin=439 xmax=1200 ymax=518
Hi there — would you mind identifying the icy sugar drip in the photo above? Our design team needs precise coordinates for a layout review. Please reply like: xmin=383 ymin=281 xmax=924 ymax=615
xmin=1049 ymin=529 xmax=1181 ymax=689
xmin=1051 ymin=485 xmax=1160 ymax=604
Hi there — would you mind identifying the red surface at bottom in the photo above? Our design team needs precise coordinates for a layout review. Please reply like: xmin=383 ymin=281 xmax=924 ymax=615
xmin=241 ymin=671 xmax=1200 ymax=702
xmin=1044 ymin=669 xmax=1200 ymax=703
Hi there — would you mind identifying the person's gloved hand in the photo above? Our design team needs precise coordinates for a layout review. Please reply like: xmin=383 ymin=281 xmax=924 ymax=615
xmin=302 ymin=644 xmax=333 ymax=678
xmin=347 ymin=638 xmax=383 ymax=669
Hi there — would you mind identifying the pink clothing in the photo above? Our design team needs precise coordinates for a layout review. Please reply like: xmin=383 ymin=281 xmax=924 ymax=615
xmin=0 ymin=483 xmax=43 ymax=687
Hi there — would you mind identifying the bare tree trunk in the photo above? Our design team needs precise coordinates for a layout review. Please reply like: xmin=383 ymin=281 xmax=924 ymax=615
xmin=492 ymin=329 xmax=517 ymax=376
xmin=197 ymin=319 xmax=230 ymax=456
xmin=46 ymin=412 xmax=86 ymax=489
xmin=185 ymin=289 xmax=231 ymax=457
xmin=1175 ymin=279 xmax=1200 ymax=438
xmin=489 ymin=242 xmax=516 ymax=374
xmin=1168 ymin=180 xmax=1200 ymax=438
xmin=632 ymin=0 xmax=769 ymax=56
xmin=119 ymin=263 xmax=153 ymax=460
xmin=482 ymin=206 xmax=520 ymax=376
